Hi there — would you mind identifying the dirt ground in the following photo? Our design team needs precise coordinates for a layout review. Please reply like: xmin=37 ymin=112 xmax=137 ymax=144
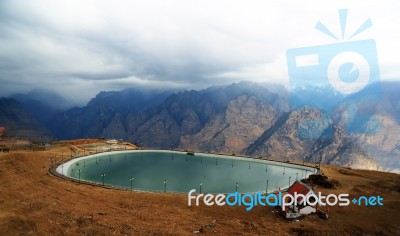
xmin=0 ymin=138 xmax=399 ymax=235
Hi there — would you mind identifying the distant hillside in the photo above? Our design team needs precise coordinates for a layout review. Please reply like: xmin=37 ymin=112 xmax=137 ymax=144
xmin=48 ymin=88 xmax=173 ymax=139
xmin=245 ymin=107 xmax=378 ymax=170
xmin=1 ymin=81 xmax=399 ymax=172
xmin=0 ymin=98 xmax=51 ymax=140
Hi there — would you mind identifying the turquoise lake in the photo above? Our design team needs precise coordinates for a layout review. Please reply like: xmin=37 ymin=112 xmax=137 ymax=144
xmin=59 ymin=151 xmax=316 ymax=193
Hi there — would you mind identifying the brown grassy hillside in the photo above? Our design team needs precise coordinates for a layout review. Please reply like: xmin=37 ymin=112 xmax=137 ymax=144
xmin=0 ymin=138 xmax=399 ymax=235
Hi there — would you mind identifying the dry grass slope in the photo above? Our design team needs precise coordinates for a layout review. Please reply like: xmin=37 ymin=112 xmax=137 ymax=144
xmin=0 ymin=138 xmax=399 ymax=235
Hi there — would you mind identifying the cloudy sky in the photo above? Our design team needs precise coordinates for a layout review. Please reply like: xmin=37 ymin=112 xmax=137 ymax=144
xmin=0 ymin=0 xmax=399 ymax=105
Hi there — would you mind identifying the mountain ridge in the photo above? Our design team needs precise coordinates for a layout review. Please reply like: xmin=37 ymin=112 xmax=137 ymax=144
xmin=1 ymin=81 xmax=399 ymax=172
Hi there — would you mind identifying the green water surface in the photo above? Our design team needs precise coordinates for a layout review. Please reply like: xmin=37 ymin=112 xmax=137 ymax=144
xmin=67 ymin=151 xmax=314 ymax=193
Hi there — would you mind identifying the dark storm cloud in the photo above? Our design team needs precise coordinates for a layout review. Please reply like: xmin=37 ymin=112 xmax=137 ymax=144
xmin=0 ymin=0 xmax=399 ymax=105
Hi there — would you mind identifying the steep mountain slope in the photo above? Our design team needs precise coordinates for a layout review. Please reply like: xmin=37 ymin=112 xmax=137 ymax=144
xmin=333 ymin=82 xmax=400 ymax=172
xmin=179 ymin=94 xmax=279 ymax=153
xmin=244 ymin=106 xmax=378 ymax=169
xmin=125 ymin=89 xmax=220 ymax=147
xmin=123 ymin=82 xmax=289 ymax=148
xmin=48 ymin=88 xmax=172 ymax=139
xmin=0 ymin=98 xmax=51 ymax=140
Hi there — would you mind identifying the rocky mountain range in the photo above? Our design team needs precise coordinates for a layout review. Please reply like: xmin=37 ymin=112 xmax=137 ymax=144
xmin=0 ymin=81 xmax=399 ymax=172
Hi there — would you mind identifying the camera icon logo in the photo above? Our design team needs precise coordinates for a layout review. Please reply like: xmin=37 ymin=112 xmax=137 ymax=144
xmin=286 ymin=9 xmax=381 ymax=138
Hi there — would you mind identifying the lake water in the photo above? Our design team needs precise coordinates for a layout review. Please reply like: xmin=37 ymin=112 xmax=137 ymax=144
xmin=57 ymin=150 xmax=316 ymax=193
